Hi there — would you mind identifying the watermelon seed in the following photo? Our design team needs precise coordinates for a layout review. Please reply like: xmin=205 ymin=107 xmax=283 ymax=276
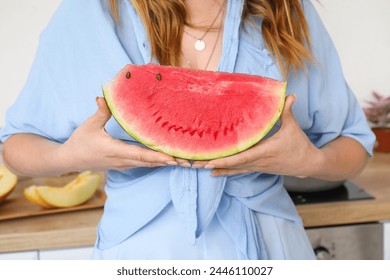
xmin=126 ymin=72 xmax=131 ymax=79
xmin=156 ymin=73 xmax=162 ymax=81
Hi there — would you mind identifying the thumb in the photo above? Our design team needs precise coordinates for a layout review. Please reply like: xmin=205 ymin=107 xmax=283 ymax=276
xmin=280 ymin=94 xmax=296 ymax=125
xmin=92 ymin=97 xmax=112 ymax=128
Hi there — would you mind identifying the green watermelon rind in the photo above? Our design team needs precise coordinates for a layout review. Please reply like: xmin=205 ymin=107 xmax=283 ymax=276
xmin=102 ymin=80 xmax=286 ymax=160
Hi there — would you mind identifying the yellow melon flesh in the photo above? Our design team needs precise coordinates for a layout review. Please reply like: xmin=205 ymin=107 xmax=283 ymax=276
xmin=34 ymin=171 xmax=101 ymax=208
xmin=24 ymin=186 xmax=53 ymax=208
xmin=0 ymin=164 xmax=18 ymax=202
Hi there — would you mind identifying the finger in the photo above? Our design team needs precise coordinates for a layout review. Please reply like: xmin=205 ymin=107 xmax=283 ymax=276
xmin=280 ymin=94 xmax=296 ymax=125
xmin=205 ymin=149 xmax=260 ymax=169
xmin=91 ymin=97 xmax=112 ymax=128
xmin=175 ymin=158 xmax=192 ymax=168
xmin=211 ymin=168 xmax=252 ymax=177
xmin=112 ymin=143 xmax=177 ymax=165
xmin=111 ymin=159 xmax=170 ymax=170
xmin=191 ymin=160 xmax=210 ymax=169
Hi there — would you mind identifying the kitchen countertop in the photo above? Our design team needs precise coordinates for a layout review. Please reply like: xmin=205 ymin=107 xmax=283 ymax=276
xmin=0 ymin=153 xmax=389 ymax=253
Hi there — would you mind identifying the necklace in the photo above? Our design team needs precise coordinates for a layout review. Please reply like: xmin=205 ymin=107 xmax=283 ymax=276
xmin=181 ymin=5 xmax=224 ymax=70
xmin=182 ymin=26 xmax=222 ymax=70
xmin=184 ymin=0 xmax=225 ymax=52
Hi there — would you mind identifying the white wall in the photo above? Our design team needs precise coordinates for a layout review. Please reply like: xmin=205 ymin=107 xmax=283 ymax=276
xmin=313 ymin=0 xmax=390 ymax=106
xmin=0 ymin=0 xmax=62 ymax=127
xmin=1 ymin=0 xmax=390 ymax=127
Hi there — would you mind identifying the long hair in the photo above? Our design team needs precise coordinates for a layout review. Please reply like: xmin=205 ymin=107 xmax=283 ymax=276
xmin=108 ymin=0 xmax=312 ymax=78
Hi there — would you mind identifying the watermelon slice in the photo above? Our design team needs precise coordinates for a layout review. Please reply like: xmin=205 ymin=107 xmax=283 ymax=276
xmin=103 ymin=64 xmax=286 ymax=160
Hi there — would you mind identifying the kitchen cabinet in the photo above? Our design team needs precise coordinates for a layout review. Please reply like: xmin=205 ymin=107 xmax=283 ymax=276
xmin=39 ymin=246 xmax=94 ymax=260
xmin=0 ymin=250 xmax=38 ymax=260
xmin=0 ymin=247 xmax=93 ymax=260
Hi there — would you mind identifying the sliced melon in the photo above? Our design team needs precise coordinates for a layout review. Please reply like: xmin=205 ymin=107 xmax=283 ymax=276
xmin=30 ymin=171 xmax=101 ymax=208
xmin=24 ymin=186 xmax=53 ymax=208
xmin=0 ymin=164 xmax=18 ymax=202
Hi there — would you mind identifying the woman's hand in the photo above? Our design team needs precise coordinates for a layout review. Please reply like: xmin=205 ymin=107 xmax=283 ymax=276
xmin=192 ymin=94 xmax=321 ymax=177
xmin=59 ymin=97 xmax=179 ymax=172
xmin=193 ymin=94 xmax=369 ymax=180
xmin=2 ymin=97 xmax=179 ymax=177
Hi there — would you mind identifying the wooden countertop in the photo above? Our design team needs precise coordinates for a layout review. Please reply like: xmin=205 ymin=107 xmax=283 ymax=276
xmin=0 ymin=154 xmax=389 ymax=253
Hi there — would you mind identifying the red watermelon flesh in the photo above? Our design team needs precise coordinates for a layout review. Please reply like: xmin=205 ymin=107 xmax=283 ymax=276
xmin=103 ymin=64 xmax=286 ymax=160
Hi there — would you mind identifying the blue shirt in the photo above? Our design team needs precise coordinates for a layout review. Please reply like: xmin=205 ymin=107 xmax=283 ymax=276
xmin=0 ymin=0 xmax=375 ymax=259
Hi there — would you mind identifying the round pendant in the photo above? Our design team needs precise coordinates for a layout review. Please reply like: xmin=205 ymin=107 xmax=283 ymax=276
xmin=194 ymin=39 xmax=206 ymax=51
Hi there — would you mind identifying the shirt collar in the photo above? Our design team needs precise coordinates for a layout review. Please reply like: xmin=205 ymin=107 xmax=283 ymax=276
xmin=218 ymin=0 xmax=244 ymax=73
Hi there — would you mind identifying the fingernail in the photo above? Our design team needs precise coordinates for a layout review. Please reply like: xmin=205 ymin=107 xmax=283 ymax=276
xmin=204 ymin=164 xmax=215 ymax=169
xmin=191 ymin=163 xmax=202 ymax=168
xmin=166 ymin=161 xmax=178 ymax=166
xmin=180 ymin=163 xmax=192 ymax=168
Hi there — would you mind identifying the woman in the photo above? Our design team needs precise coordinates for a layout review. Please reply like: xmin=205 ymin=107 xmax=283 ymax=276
xmin=0 ymin=0 xmax=374 ymax=259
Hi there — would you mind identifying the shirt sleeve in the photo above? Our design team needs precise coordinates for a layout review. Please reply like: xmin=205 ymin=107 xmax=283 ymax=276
xmin=287 ymin=0 xmax=375 ymax=156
